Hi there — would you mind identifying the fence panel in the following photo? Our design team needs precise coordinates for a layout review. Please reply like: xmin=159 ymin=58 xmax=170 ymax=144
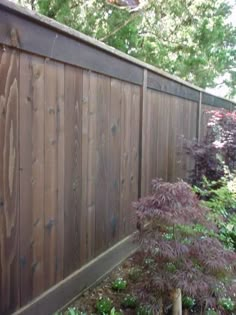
xmin=0 ymin=2 xmax=235 ymax=314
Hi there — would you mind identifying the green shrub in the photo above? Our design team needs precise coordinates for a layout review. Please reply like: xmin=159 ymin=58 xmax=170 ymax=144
xmin=128 ymin=267 xmax=142 ymax=282
xmin=205 ymin=308 xmax=218 ymax=315
xmin=111 ymin=278 xmax=127 ymax=291
xmin=136 ymin=305 xmax=153 ymax=315
xmin=195 ymin=176 xmax=236 ymax=250
xmin=121 ymin=294 xmax=138 ymax=309
xmin=182 ymin=296 xmax=195 ymax=309
xmin=96 ymin=297 xmax=113 ymax=314
xmin=219 ymin=297 xmax=235 ymax=312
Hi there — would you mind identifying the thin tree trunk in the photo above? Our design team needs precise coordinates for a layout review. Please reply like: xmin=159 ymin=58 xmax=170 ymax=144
xmin=183 ymin=309 xmax=188 ymax=315
xmin=172 ymin=288 xmax=182 ymax=315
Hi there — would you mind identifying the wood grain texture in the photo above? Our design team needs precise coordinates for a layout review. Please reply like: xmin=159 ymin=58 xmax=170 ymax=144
xmin=64 ymin=65 xmax=82 ymax=277
xmin=10 ymin=234 xmax=138 ymax=315
xmin=19 ymin=53 xmax=45 ymax=304
xmin=0 ymin=47 xmax=20 ymax=315
xmin=44 ymin=60 xmax=65 ymax=288
xmin=80 ymin=70 xmax=90 ymax=265
xmin=95 ymin=75 xmax=110 ymax=254
xmin=87 ymin=72 xmax=97 ymax=260
xmin=56 ymin=62 xmax=65 ymax=283
xmin=120 ymin=83 xmax=132 ymax=237
xmin=44 ymin=60 xmax=58 ymax=289
xmin=129 ymin=85 xmax=140 ymax=233
xmin=108 ymin=78 xmax=122 ymax=244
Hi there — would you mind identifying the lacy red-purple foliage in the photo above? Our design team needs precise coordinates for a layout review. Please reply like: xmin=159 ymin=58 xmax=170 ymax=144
xmin=133 ymin=180 xmax=236 ymax=307
xmin=184 ymin=109 xmax=236 ymax=185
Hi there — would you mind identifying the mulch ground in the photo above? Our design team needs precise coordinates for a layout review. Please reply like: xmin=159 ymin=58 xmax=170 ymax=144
xmin=65 ymin=254 xmax=156 ymax=314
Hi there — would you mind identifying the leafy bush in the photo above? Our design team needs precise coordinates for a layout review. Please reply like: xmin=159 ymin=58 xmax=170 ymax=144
xmin=184 ymin=109 xmax=236 ymax=186
xmin=96 ymin=297 xmax=113 ymax=314
xmin=109 ymin=307 xmax=123 ymax=315
xmin=121 ymin=294 xmax=138 ymax=309
xmin=128 ymin=267 xmax=142 ymax=282
xmin=54 ymin=308 xmax=87 ymax=315
xmin=219 ymin=297 xmax=235 ymax=312
xmin=133 ymin=179 xmax=236 ymax=312
xmin=111 ymin=278 xmax=127 ymax=291
xmin=194 ymin=176 xmax=236 ymax=250
xmin=136 ymin=305 xmax=154 ymax=315
xmin=182 ymin=296 xmax=195 ymax=310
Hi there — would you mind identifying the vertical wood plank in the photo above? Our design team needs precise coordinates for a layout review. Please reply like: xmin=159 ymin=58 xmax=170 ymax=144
xmin=56 ymin=62 xmax=65 ymax=282
xmin=87 ymin=72 xmax=97 ymax=259
xmin=140 ymin=70 xmax=147 ymax=197
xmin=108 ymin=78 xmax=121 ymax=244
xmin=19 ymin=53 xmax=45 ymax=303
xmin=129 ymin=85 xmax=140 ymax=233
xmin=146 ymin=90 xmax=152 ymax=189
xmin=0 ymin=47 xmax=20 ymax=315
xmin=80 ymin=70 xmax=90 ymax=265
xmin=120 ymin=83 xmax=132 ymax=237
xmin=18 ymin=52 xmax=33 ymax=307
xmin=64 ymin=65 xmax=82 ymax=276
xmin=44 ymin=60 xmax=59 ymax=289
xmin=95 ymin=75 xmax=109 ymax=253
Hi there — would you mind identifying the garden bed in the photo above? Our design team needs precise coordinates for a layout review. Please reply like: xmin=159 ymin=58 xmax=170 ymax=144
xmin=58 ymin=253 xmax=202 ymax=315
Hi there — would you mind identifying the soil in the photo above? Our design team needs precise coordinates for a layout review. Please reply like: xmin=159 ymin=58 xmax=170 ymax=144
xmin=68 ymin=254 xmax=146 ymax=314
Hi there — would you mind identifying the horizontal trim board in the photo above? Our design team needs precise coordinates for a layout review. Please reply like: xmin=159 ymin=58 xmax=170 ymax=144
xmin=12 ymin=234 xmax=138 ymax=315
xmin=147 ymin=71 xmax=200 ymax=102
xmin=0 ymin=0 xmax=235 ymax=107
xmin=0 ymin=6 xmax=143 ymax=85
xmin=0 ymin=0 xmax=236 ymax=106
xmin=202 ymin=93 xmax=233 ymax=110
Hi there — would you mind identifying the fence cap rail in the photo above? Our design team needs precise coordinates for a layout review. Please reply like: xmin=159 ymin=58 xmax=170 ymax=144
xmin=1 ymin=0 xmax=235 ymax=107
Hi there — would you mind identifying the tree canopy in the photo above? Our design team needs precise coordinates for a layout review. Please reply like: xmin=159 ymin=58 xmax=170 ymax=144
xmin=18 ymin=0 xmax=236 ymax=98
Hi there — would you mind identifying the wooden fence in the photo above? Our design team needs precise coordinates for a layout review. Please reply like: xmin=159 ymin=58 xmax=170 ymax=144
xmin=0 ymin=1 xmax=235 ymax=314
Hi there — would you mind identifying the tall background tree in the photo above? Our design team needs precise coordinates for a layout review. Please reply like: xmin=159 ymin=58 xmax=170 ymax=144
xmin=17 ymin=0 xmax=236 ymax=99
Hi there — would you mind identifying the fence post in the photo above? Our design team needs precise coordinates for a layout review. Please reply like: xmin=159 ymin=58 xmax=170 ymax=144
xmin=138 ymin=68 xmax=147 ymax=198
xmin=196 ymin=91 xmax=202 ymax=142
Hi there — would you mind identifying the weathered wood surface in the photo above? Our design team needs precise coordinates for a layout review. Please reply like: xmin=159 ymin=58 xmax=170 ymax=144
xmin=141 ymin=90 xmax=198 ymax=195
xmin=0 ymin=47 xmax=20 ymax=315
xmin=0 ymin=45 xmax=231 ymax=315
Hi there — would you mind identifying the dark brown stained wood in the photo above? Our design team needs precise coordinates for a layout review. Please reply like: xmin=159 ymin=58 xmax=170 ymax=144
xmin=129 ymin=85 xmax=140 ymax=233
xmin=80 ymin=70 xmax=90 ymax=265
xmin=139 ymin=70 xmax=147 ymax=197
xmin=108 ymin=79 xmax=122 ymax=244
xmin=202 ymin=92 xmax=233 ymax=109
xmin=197 ymin=92 xmax=202 ymax=141
xmin=144 ymin=90 xmax=152 ymax=193
xmin=64 ymin=65 xmax=82 ymax=277
xmin=87 ymin=72 xmax=97 ymax=259
xmin=44 ymin=60 xmax=60 ymax=289
xmin=19 ymin=53 xmax=45 ymax=304
xmin=18 ymin=52 xmax=33 ymax=306
xmin=0 ymin=47 xmax=20 ymax=315
xmin=148 ymin=71 xmax=200 ymax=103
xmin=156 ymin=92 xmax=170 ymax=181
xmin=55 ymin=62 xmax=65 ymax=282
xmin=152 ymin=90 xmax=159 ymax=180
xmin=120 ymin=83 xmax=132 ymax=237
xmin=95 ymin=75 xmax=110 ymax=254
xmin=11 ymin=234 xmax=138 ymax=315
xmin=167 ymin=95 xmax=178 ymax=181
xmin=1 ymin=1 xmax=235 ymax=111
xmin=0 ymin=7 xmax=143 ymax=86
